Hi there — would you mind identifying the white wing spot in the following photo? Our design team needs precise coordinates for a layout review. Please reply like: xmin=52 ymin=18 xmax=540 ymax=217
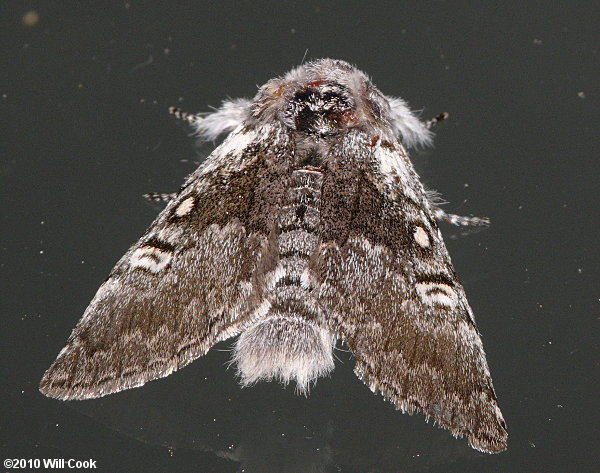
xmin=130 ymin=246 xmax=172 ymax=273
xmin=416 ymin=282 xmax=457 ymax=308
xmin=413 ymin=226 xmax=430 ymax=248
xmin=175 ymin=196 xmax=195 ymax=216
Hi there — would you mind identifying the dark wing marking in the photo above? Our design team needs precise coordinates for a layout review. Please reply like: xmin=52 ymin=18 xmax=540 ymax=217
xmin=314 ymin=132 xmax=507 ymax=453
xmin=40 ymin=124 xmax=291 ymax=400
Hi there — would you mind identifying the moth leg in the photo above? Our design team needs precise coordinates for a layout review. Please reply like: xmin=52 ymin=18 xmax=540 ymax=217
xmin=169 ymin=99 xmax=252 ymax=141
xmin=431 ymin=205 xmax=490 ymax=226
xmin=169 ymin=107 xmax=202 ymax=126
xmin=424 ymin=112 xmax=449 ymax=130
xmin=143 ymin=192 xmax=177 ymax=203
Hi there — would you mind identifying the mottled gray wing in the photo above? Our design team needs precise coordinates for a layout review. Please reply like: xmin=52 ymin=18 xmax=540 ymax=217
xmin=40 ymin=124 xmax=289 ymax=400
xmin=314 ymin=133 xmax=507 ymax=453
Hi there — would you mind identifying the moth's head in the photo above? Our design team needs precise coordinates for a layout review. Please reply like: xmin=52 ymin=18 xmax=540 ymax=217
xmin=285 ymin=81 xmax=355 ymax=137
xmin=252 ymin=59 xmax=392 ymax=138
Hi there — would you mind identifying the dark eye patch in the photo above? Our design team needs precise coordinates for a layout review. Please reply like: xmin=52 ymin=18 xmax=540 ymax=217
xmin=293 ymin=89 xmax=316 ymax=102
xmin=322 ymin=92 xmax=342 ymax=101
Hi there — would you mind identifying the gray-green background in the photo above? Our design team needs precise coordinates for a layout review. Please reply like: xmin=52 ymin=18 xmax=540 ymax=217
xmin=2 ymin=1 xmax=598 ymax=472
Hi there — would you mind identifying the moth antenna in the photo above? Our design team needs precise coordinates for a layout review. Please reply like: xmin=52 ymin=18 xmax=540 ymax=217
xmin=425 ymin=112 xmax=449 ymax=130
xmin=143 ymin=192 xmax=177 ymax=203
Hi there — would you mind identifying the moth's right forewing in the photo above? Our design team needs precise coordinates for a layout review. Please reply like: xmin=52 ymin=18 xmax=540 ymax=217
xmin=315 ymin=131 xmax=507 ymax=453
xmin=40 ymin=124 xmax=290 ymax=400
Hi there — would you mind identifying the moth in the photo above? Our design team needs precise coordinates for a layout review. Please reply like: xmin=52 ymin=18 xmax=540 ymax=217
xmin=40 ymin=59 xmax=507 ymax=453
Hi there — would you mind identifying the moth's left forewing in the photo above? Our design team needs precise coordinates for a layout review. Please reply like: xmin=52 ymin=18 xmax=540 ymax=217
xmin=40 ymin=123 xmax=290 ymax=400
xmin=315 ymin=131 xmax=507 ymax=453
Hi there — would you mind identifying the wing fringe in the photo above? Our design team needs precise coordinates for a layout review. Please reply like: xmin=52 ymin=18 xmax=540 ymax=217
xmin=354 ymin=361 xmax=508 ymax=454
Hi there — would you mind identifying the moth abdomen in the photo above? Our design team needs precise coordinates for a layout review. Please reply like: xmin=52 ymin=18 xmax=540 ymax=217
xmin=231 ymin=158 xmax=331 ymax=393
xmin=233 ymin=314 xmax=335 ymax=394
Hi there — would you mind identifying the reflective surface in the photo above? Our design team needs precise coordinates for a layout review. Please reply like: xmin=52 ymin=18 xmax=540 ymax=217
xmin=2 ymin=2 xmax=598 ymax=472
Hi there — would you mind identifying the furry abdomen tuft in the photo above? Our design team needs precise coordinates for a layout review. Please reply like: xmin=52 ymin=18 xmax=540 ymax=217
xmin=233 ymin=315 xmax=335 ymax=394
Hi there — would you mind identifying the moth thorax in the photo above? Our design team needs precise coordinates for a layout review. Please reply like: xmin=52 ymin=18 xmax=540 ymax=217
xmin=232 ymin=314 xmax=335 ymax=394
xmin=287 ymin=82 xmax=354 ymax=137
